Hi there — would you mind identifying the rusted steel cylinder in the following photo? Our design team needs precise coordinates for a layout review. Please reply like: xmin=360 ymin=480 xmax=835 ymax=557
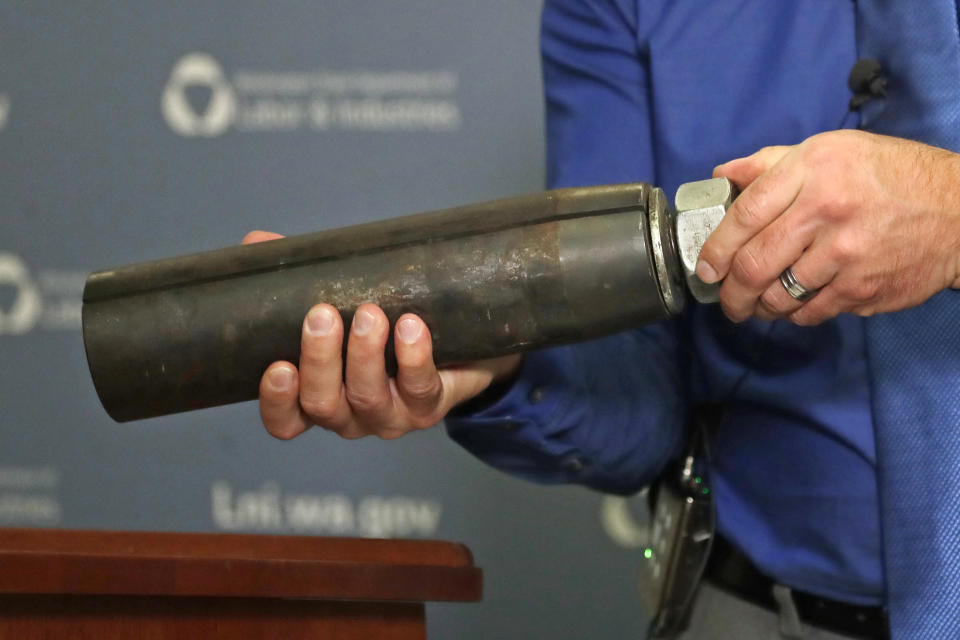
xmin=83 ymin=183 xmax=672 ymax=422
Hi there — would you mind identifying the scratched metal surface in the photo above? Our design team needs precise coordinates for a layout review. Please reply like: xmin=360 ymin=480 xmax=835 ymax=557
xmin=83 ymin=185 xmax=666 ymax=421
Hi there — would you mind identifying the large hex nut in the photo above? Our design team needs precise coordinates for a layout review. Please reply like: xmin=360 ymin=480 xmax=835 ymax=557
xmin=674 ymin=178 xmax=736 ymax=304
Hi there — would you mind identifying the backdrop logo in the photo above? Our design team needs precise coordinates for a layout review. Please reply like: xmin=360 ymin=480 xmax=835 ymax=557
xmin=0 ymin=252 xmax=86 ymax=335
xmin=161 ymin=52 xmax=461 ymax=136
xmin=162 ymin=52 xmax=237 ymax=137
xmin=0 ymin=465 xmax=61 ymax=526
xmin=0 ymin=253 xmax=41 ymax=335
xmin=0 ymin=94 xmax=10 ymax=131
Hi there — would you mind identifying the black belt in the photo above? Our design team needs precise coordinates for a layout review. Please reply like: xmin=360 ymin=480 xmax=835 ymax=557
xmin=703 ymin=535 xmax=889 ymax=640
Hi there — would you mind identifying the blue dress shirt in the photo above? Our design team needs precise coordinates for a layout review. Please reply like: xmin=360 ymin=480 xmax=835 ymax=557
xmin=446 ymin=0 xmax=884 ymax=606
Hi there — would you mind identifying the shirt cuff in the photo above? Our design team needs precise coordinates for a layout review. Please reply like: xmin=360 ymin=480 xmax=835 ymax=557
xmin=444 ymin=346 xmax=614 ymax=489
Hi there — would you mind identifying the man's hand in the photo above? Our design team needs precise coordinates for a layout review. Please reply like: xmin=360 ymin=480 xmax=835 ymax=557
xmin=242 ymin=231 xmax=522 ymax=440
xmin=696 ymin=130 xmax=960 ymax=325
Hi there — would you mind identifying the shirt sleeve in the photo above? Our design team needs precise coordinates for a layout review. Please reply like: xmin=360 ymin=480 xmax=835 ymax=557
xmin=541 ymin=0 xmax=656 ymax=187
xmin=445 ymin=0 xmax=689 ymax=494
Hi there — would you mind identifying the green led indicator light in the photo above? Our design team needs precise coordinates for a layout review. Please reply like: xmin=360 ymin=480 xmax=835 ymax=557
xmin=702 ymin=487 xmax=710 ymax=495
xmin=643 ymin=548 xmax=653 ymax=559
xmin=694 ymin=476 xmax=702 ymax=484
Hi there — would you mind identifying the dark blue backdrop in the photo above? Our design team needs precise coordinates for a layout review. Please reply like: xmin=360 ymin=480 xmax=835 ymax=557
xmin=0 ymin=3 xmax=651 ymax=636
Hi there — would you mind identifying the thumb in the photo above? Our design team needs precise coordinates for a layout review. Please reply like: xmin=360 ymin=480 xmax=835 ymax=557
xmin=439 ymin=354 xmax=523 ymax=411
xmin=243 ymin=230 xmax=286 ymax=244
xmin=714 ymin=145 xmax=793 ymax=190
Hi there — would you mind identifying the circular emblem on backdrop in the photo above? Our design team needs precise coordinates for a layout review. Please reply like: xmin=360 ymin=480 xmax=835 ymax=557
xmin=0 ymin=253 xmax=42 ymax=335
xmin=161 ymin=52 xmax=236 ymax=137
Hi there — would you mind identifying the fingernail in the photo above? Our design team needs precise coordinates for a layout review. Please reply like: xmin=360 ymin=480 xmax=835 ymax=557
xmin=696 ymin=259 xmax=719 ymax=283
xmin=307 ymin=306 xmax=335 ymax=335
xmin=353 ymin=309 xmax=374 ymax=335
xmin=397 ymin=317 xmax=421 ymax=344
xmin=268 ymin=366 xmax=294 ymax=391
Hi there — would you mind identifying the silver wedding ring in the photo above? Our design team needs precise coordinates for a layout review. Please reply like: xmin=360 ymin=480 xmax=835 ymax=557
xmin=779 ymin=266 xmax=819 ymax=302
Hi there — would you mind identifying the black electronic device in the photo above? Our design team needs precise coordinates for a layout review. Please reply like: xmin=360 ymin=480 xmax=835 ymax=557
xmin=638 ymin=413 xmax=716 ymax=639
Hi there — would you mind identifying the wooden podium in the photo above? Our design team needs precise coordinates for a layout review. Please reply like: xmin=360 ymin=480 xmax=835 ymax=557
xmin=0 ymin=528 xmax=482 ymax=639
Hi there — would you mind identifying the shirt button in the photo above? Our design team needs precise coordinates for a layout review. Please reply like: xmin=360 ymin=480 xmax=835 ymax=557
xmin=561 ymin=456 xmax=586 ymax=473
xmin=528 ymin=387 xmax=546 ymax=404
